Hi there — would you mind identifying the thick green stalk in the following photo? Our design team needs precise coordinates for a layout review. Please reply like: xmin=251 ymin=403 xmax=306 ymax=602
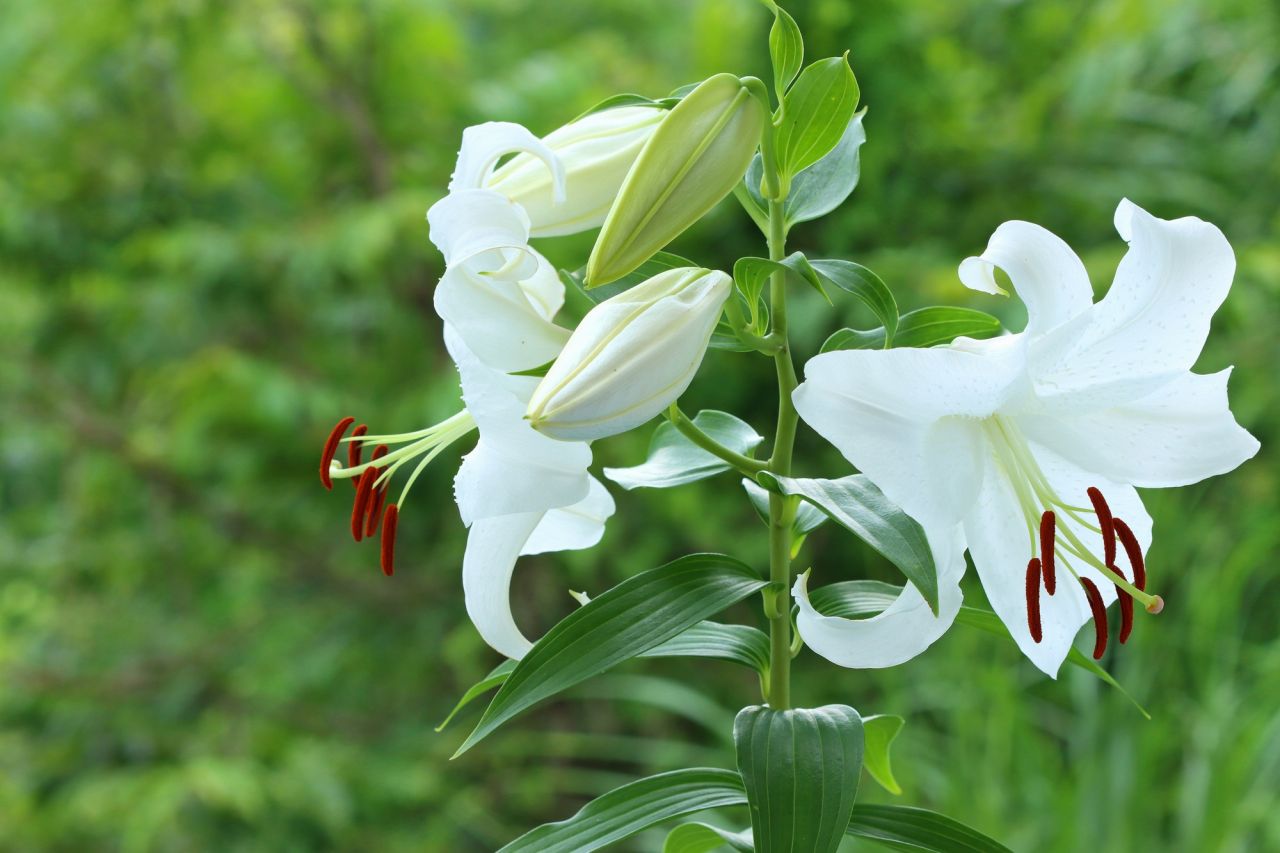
xmin=668 ymin=406 xmax=769 ymax=476
xmin=765 ymin=197 xmax=799 ymax=709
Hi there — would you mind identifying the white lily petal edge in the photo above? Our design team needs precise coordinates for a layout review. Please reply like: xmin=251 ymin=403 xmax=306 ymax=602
xmin=794 ymin=199 xmax=1259 ymax=676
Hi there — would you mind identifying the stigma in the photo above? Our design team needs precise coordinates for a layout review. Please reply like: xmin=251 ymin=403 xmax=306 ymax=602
xmin=319 ymin=410 xmax=475 ymax=576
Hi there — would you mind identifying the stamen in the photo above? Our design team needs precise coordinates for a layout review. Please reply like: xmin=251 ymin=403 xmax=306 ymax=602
xmin=347 ymin=423 xmax=368 ymax=470
xmin=364 ymin=445 xmax=389 ymax=537
xmin=1079 ymin=578 xmax=1108 ymax=660
xmin=1025 ymin=558 xmax=1043 ymax=643
xmin=1039 ymin=511 xmax=1057 ymax=595
xmin=1087 ymin=487 xmax=1116 ymax=567
xmin=380 ymin=505 xmax=399 ymax=576
xmin=320 ymin=416 xmax=355 ymax=490
xmin=351 ymin=467 xmax=377 ymax=542
xmin=1111 ymin=564 xmax=1135 ymax=644
xmin=1112 ymin=518 xmax=1146 ymax=591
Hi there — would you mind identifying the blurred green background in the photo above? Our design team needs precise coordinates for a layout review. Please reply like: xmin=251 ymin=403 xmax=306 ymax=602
xmin=2 ymin=0 xmax=1276 ymax=850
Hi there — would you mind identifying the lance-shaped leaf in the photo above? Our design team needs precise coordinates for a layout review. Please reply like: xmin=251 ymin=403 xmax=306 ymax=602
xmin=587 ymin=74 xmax=767 ymax=286
xmin=744 ymin=110 xmax=867 ymax=228
xmin=861 ymin=714 xmax=905 ymax=795
xmin=435 ymin=660 xmax=515 ymax=732
xmin=455 ymin=554 xmax=767 ymax=755
xmin=664 ymin=822 xmax=754 ymax=853
xmin=643 ymin=620 xmax=771 ymax=674
xmin=765 ymin=3 xmax=803 ymax=95
xmin=743 ymin=478 xmax=827 ymax=537
xmin=498 ymin=768 xmax=749 ymax=853
xmin=759 ymin=473 xmax=938 ymax=613
xmin=605 ymin=411 xmax=764 ymax=490
xmin=735 ymin=704 xmax=864 ymax=853
xmin=734 ymin=252 xmax=827 ymax=304
xmin=821 ymin=306 xmax=1002 ymax=353
xmin=846 ymin=805 xmax=1013 ymax=852
xmin=775 ymin=55 xmax=859 ymax=179
xmin=809 ymin=258 xmax=898 ymax=345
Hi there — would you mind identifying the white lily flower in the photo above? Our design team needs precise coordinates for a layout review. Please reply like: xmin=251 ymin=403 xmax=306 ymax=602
xmin=793 ymin=199 xmax=1259 ymax=676
xmin=319 ymin=121 xmax=615 ymax=661
xmin=487 ymin=105 xmax=665 ymax=237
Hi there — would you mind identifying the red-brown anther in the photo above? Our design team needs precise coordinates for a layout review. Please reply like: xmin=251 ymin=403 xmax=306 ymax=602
xmin=380 ymin=505 xmax=399 ymax=576
xmin=346 ymin=424 xmax=368 ymax=471
xmin=1087 ymin=486 xmax=1116 ymax=567
xmin=320 ymin=416 xmax=355 ymax=490
xmin=363 ymin=446 xmax=390 ymax=538
xmin=1112 ymin=517 xmax=1146 ymax=591
xmin=1039 ymin=511 xmax=1057 ymax=595
xmin=1111 ymin=563 xmax=1135 ymax=644
xmin=351 ymin=467 xmax=377 ymax=542
xmin=1025 ymin=558 xmax=1043 ymax=644
xmin=1079 ymin=577 xmax=1109 ymax=660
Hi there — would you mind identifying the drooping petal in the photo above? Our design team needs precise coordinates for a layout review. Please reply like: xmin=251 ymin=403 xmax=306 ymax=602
xmin=450 ymin=121 xmax=565 ymax=200
xmin=522 ymin=476 xmax=616 ymax=556
xmin=462 ymin=511 xmax=542 ymax=660
xmin=958 ymin=220 xmax=1093 ymax=335
xmin=1019 ymin=368 xmax=1260 ymax=489
xmin=426 ymin=188 xmax=540 ymax=280
xmin=447 ymin=330 xmax=591 ymax=525
xmin=792 ymin=340 xmax=1023 ymax=528
xmin=1032 ymin=199 xmax=1236 ymax=399
xmin=435 ymin=252 xmax=570 ymax=372
xmin=793 ymin=525 xmax=966 ymax=669
xmin=963 ymin=439 xmax=1151 ymax=677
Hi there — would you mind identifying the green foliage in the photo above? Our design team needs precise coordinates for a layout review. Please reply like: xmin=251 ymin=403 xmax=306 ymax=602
xmin=821 ymin=307 xmax=1002 ymax=353
xmin=605 ymin=411 xmax=764 ymax=491
xmin=2 ymin=0 xmax=1276 ymax=849
xmin=775 ymin=56 xmax=860 ymax=180
xmin=735 ymin=704 xmax=864 ymax=853
xmin=846 ymin=805 xmax=1012 ymax=852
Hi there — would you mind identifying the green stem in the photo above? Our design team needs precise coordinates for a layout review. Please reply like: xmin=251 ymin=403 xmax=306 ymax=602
xmin=765 ymin=196 xmax=799 ymax=710
xmin=667 ymin=406 xmax=769 ymax=476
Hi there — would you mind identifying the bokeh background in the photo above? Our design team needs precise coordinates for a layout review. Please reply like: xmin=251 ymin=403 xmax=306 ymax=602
xmin=2 ymin=0 xmax=1276 ymax=850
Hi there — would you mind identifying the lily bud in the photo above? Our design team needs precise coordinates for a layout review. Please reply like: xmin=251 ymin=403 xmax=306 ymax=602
xmin=527 ymin=267 xmax=731 ymax=441
xmin=585 ymin=74 xmax=767 ymax=286
xmin=486 ymin=106 xmax=665 ymax=238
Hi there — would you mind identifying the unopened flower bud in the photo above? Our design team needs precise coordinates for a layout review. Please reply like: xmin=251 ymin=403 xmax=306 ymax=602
xmin=527 ymin=267 xmax=731 ymax=441
xmin=486 ymin=106 xmax=665 ymax=238
xmin=585 ymin=75 xmax=767 ymax=286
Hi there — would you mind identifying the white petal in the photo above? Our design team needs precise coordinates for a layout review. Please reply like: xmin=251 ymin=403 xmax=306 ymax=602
xmin=450 ymin=121 xmax=565 ymax=200
xmin=1020 ymin=368 xmax=1260 ymax=488
xmin=793 ymin=341 xmax=1023 ymax=528
xmin=463 ymin=511 xmax=542 ymax=660
xmin=958 ymin=221 xmax=1093 ymax=334
xmin=435 ymin=253 xmax=570 ymax=373
xmin=522 ymin=476 xmax=616 ymax=556
xmin=1032 ymin=200 xmax=1236 ymax=397
xmin=447 ymin=330 xmax=591 ymax=525
xmin=793 ymin=525 xmax=966 ymax=669
xmin=963 ymin=441 xmax=1151 ymax=677
xmin=426 ymin=189 xmax=538 ymax=278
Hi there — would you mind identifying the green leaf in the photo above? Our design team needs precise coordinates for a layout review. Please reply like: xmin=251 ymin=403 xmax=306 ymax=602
xmin=759 ymin=474 xmax=938 ymax=614
xmin=643 ymin=620 xmax=771 ymax=674
xmin=435 ymin=660 xmax=516 ymax=732
xmin=664 ymin=822 xmax=754 ymax=853
xmin=767 ymin=6 xmax=803 ymax=96
xmin=847 ymin=805 xmax=1012 ymax=852
xmin=604 ymin=410 xmax=764 ymax=491
xmin=784 ymin=108 xmax=867 ymax=226
xmin=455 ymin=554 xmax=767 ymax=755
xmin=954 ymin=606 xmax=1151 ymax=719
xmin=734 ymin=252 xmax=827 ymax=305
xmin=776 ymin=55 xmax=859 ymax=178
xmin=498 ymin=768 xmax=749 ymax=853
xmin=735 ymin=704 xmax=864 ymax=853
xmin=861 ymin=715 xmax=905 ymax=795
xmin=573 ymin=93 xmax=678 ymax=122
xmin=742 ymin=478 xmax=827 ymax=537
xmin=808 ymin=258 xmax=898 ymax=345
xmin=821 ymin=306 xmax=1002 ymax=353
xmin=564 ymin=251 xmax=698 ymax=305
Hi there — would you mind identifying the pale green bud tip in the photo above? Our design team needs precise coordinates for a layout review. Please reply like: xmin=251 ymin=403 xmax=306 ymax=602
xmin=526 ymin=267 xmax=732 ymax=442
xmin=585 ymin=75 xmax=767 ymax=287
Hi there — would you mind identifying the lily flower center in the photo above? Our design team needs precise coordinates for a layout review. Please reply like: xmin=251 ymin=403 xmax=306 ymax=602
xmin=319 ymin=411 xmax=476 ymax=575
xmin=983 ymin=417 xmax=1163 ymax=659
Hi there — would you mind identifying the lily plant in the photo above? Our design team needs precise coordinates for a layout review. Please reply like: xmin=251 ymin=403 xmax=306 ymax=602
xmin=311 ymin=3 xmax=1259 ymax=850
